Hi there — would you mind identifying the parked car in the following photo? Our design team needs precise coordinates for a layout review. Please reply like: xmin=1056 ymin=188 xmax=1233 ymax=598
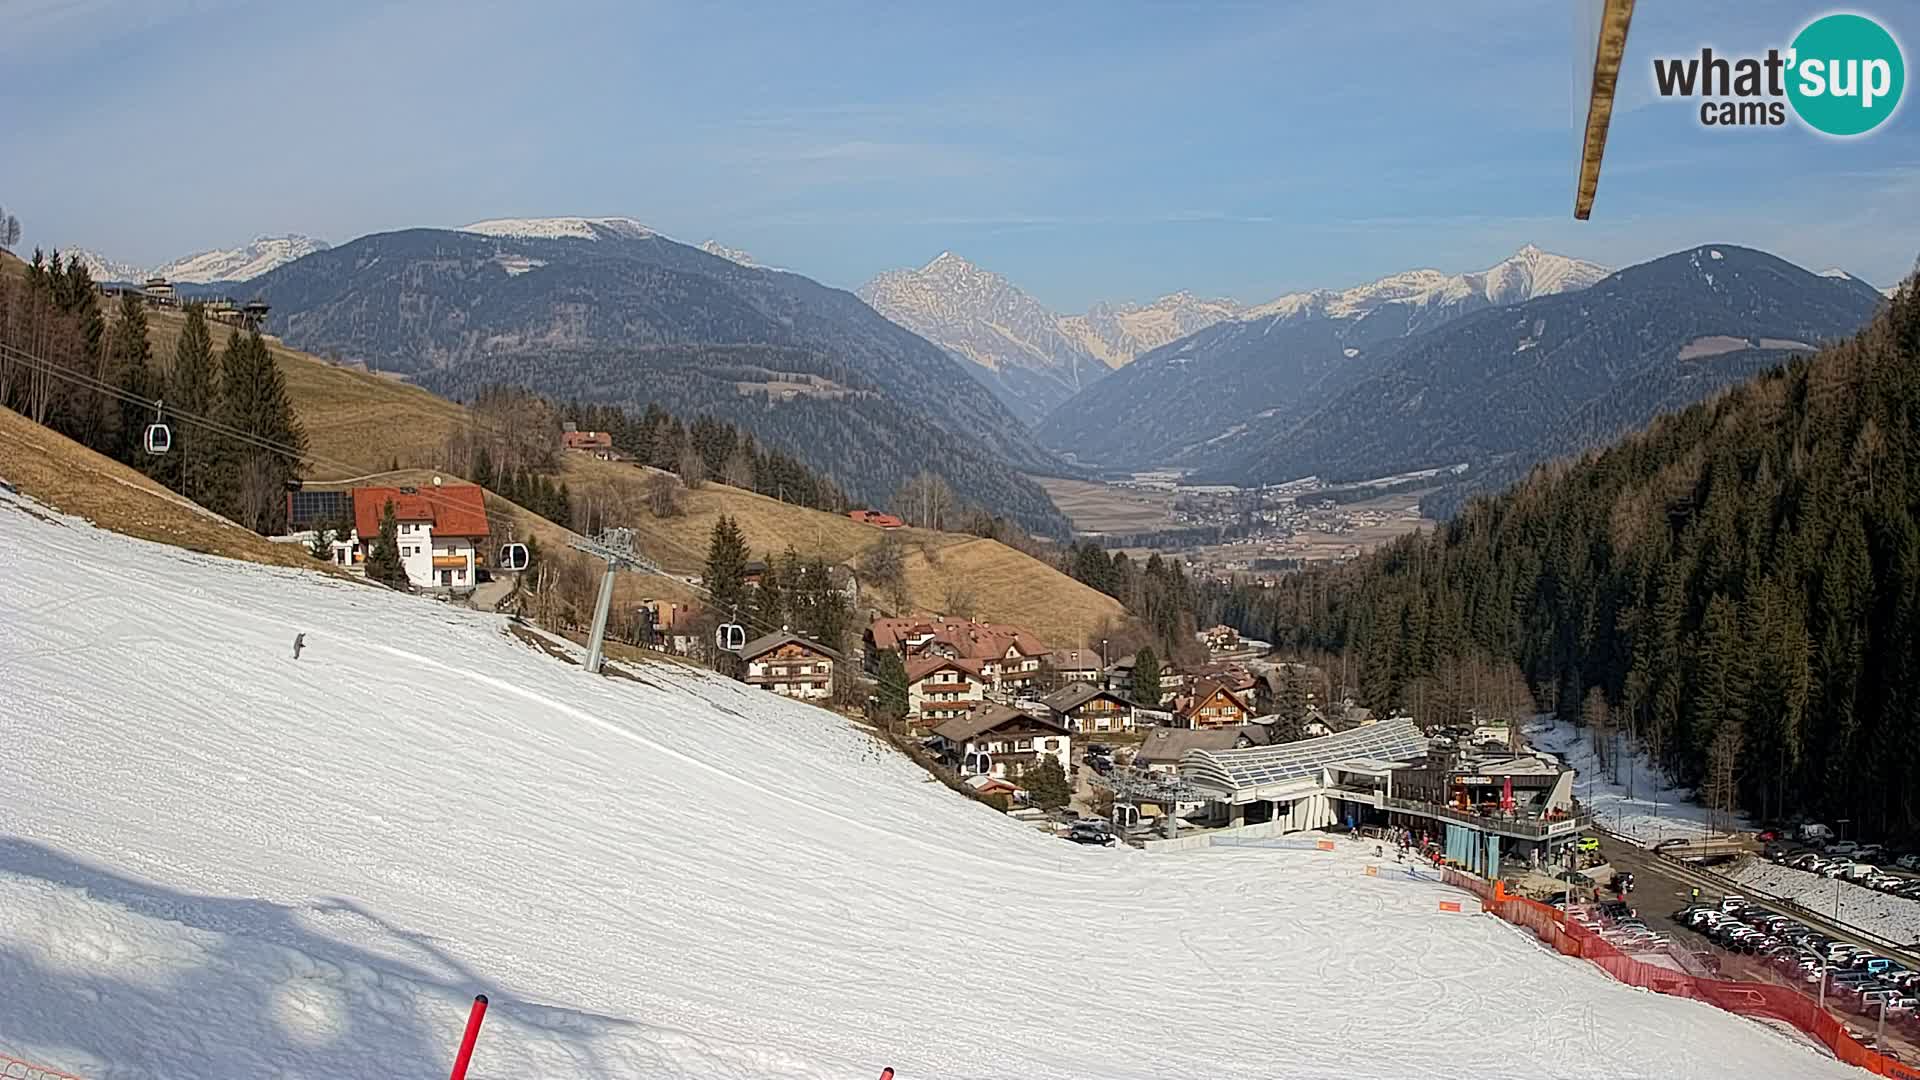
xmin=1857 ymin=843 xmax=1886 ymax=863
xmin=1575 ymin=835 xmax=1601 ymax=853
xmin=1823 ymin=860 xmax=1858 ymax=878
xmin=1065 ymin=821 xmax=1115 ymax=846
xmin=1895 ymin=854 xmax=1920 ymax=871
xmin=1829 ymin=840 xmax=1862 ymax=857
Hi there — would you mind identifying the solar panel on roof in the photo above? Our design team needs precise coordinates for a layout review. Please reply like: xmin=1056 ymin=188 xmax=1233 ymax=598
xmin=1182 ymin=718 xmax=1429 ymax=793
xmin=289 ymin=490 xmax=352 ymax=529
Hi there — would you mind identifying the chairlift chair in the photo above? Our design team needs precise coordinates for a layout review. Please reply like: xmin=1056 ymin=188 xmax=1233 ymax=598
xmin=716 ymin=623 xmax=746 ymax=652
xmin=498 ymin=542 xmax=530 ymax=571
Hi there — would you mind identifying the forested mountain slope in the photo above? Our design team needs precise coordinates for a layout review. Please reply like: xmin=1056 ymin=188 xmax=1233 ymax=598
xmin=1223 ymin=246 xmax=1884 ymax=490
xmin=1211 ymin=278 xmax=1920 ymax=834
xmin=239 ymin=225 xmax=1070 ymax=534
xmin=1039 ymin=245 xmax=1606 ymax=471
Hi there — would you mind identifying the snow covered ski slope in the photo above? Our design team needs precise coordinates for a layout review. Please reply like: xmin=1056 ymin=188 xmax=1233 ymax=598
xmin=0 ymin=490 xmax=1861 ymax=1080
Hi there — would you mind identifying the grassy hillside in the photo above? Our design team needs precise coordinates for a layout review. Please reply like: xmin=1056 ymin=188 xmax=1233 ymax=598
xmin=562 ymin=455 xmax=1129 ymax=643
xmin=133 ymin=307 xmax=1129 ymax=645
xmin=0 ymin=405 xmax=350 ymax=576
xmin=144 ymin=308 xmax=462 ymax=477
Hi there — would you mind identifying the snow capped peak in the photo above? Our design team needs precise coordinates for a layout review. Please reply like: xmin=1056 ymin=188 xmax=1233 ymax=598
xmin=921 ymin=250 xmax=979 ymax=274
xmin=1819 ymin=267 xmax=1853 ymax=280
xmin=64 ymin=249 xmax=147 ymax=284
xmin=460 ymin=216 xmax=654 ymax=242
xmin=699 ymin=239 xmax=757 ymax=267
xmin=59 ymin=234 xmax=329 ymax=284
xmin=1240 ymin=246 xmax=1608 ymax=325
xmin=161 ymin=235 xmax=329 ymax=283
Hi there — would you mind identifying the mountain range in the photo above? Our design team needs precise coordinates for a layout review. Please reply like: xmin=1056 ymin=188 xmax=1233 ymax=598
xmin=858 ymin=253 xmax=1238 ymax=423
xmin=236 ymin=218 xmax=1074 ymax=535
xmin=66 ymin=235 xmax=330 ymax=285
xmin=1033 ymin=245 xmax=1611 ymax=470
xmin=1309 ymin=246 xmax=1886 ymax=515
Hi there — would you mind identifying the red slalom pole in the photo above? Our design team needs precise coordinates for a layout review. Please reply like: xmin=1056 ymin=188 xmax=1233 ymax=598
xmin=449 ymin=993 xmax=489 ymax=1080
xmin=879 ymin=1070 xmax=894 ymax=1080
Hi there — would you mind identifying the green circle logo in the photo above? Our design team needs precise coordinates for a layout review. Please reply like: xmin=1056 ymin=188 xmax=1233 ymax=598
xmin=1787 ymin=13 xmax=1905 ymax=136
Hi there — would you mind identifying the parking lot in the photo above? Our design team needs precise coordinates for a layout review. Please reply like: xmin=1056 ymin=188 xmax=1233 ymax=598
xmin=1595 ymin=831 xmax=1920 ymax=1061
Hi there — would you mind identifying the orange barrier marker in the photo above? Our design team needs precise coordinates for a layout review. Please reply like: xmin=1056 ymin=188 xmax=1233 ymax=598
xmin=1364 ymin=866 xmax=1379 ymax=877
xmin=1438 ymin=900 xmax=1463 ymax=913
xmin=1 ymin=1055 xmax=85 ymax=1080
xmin=1315 ymin=840 xmax=1336 ymax=851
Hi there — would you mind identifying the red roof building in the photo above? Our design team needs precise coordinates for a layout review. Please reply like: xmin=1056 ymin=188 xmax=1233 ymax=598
xmin=327 ymin=483 xmax=492 ymax=592
xmin=350 ymin=484 xmax=490 ymax=540
xmin=847 ymin=509 xmax=905 ymax=529
xmin=563 ymin=430 xmax=614 ymax=454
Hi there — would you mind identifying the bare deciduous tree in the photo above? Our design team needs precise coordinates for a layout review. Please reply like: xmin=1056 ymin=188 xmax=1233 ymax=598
xmin=647 ymin=471 xmax=686 ymax=518
xmin=677 ymin=445 xmax=707 ymax=490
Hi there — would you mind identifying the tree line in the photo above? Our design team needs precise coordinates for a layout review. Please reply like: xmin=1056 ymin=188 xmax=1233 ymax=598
xmin=1059 ymin=539 xmax=1204 ymax=664
xmin=703 ymin=513 xmax=854 ymax=657
xmin=0 ymin=251 xmax=304 ymax=534
xmin=1200 ymin=281 xmax=1920 ymax=835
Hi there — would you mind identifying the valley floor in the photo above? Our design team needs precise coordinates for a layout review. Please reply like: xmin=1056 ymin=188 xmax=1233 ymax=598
xmin=0 ymin=488 xmax=1862 ymax=1080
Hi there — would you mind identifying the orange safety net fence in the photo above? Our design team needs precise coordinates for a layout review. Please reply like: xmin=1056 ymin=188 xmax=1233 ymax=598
xmin=1439 ymin=870 xmax=1920 ymax=1079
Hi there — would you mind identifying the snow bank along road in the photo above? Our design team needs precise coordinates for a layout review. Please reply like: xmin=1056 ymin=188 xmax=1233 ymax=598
xmin=0 ymin=490 xmax=1863 ymax=1080
xmin=1728 ymin=859 xmax=1920 ymax=948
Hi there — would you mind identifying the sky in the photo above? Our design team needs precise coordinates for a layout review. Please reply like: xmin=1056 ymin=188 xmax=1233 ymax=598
xmin=2 ymin=0 xmax=1915 ymax=310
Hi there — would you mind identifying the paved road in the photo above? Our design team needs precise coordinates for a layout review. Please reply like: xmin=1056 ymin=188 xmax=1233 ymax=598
xmin=1596 ymin=829 xmax=1920 ymax=1060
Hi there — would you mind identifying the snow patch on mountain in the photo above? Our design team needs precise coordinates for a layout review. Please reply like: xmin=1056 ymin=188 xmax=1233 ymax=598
xmin=62 ymin=236 xmax=329 ymax=284
xmin=460 ymin=216 xmax=654 ymax=242
xmin=1243 ymin=245 xmax=1607 ymax=324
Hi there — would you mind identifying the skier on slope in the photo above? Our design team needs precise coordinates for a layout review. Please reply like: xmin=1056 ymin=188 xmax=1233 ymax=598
xmin=293 ymin=633 xmax=307 ymax=660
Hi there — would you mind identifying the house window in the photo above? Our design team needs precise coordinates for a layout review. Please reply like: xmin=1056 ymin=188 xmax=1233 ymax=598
xmin=1095 ymin=718 xmax=1111 ymax=732
xmin=1015 ymin=739 xmax=1032 ymax=752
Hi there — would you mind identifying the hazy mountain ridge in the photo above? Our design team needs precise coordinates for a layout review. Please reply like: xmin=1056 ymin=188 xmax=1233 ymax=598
xmin=1215 ymin=245 xmax=1888 ymax=501
xmin=238 ymin=222 xmax=1073 ymax=534
xmin=1038 ymin=245 xmax=1609 ymax=470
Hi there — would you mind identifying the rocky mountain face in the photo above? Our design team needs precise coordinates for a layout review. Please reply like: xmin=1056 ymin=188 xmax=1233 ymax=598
xmin=238 ymin=220 xmax=1073 ymax=535
xmin=1037 ymin=246 xmax=1610 ymax=471
xmin=858 ymin=253 xmax=1113 ymax=424
xmin=1055 ymin=292 xmax=1242 ymax=369
xmin=65 ymin=235 xmax=330 ymax=285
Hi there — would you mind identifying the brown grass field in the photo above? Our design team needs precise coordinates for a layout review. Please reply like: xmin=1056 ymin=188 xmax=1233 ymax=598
xmin=121 ymin=300 xmax=1131 ymax=643
xmin=1032 ymin=475 xmax=1177 ymax=534
xmin=0 ymin=405 xmax=356 ymax=576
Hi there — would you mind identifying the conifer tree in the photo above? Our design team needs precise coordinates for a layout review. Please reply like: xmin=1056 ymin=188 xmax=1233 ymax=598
xmin=363 ymin=502 xmax=411 ymax=589
xmin=704 ymin=514 xmax=750 ymax=620
xmin=216 ymin=330 xmax=305 ymax=533
xmin=751 ymin=550 xmax=787 ymax=630
xmin=166 ymin=303 xmax=221 ymax=505
xmin=1133 ymin=646 xmax=1162 ymax=706
xmin=108 ymin=291 xmax=155 ymax=470
xmin=873 ymin=649 xmax=909 ymax=729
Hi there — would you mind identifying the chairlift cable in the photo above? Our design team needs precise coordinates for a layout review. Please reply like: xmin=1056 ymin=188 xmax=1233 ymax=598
xmin=6 ymin=341 xmax=937 ymax=702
